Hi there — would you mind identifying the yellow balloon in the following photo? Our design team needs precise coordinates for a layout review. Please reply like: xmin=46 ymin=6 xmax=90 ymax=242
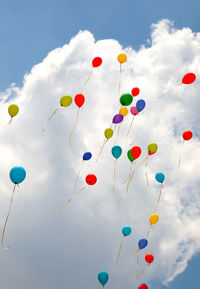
xmin=149 ymin=214 xmax=159 ymax=225
xmin=119 ymin=107 xmax=128 ymax=117
xmin=60 ymin=95 xmax=72 ymax=107
xmin=117 ymin=53 xmax=127 ymax=64
xmin=148 ymin=143 xmax=158 ymax=155
xmin=104 ymin=128 xmax=113 ymax=139
xmin=8 ymin=104 xmax=19 ymax=117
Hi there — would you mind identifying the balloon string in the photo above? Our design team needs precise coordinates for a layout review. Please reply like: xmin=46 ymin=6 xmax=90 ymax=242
xmin=69 ymin=108 xmax=80 ymax=146
xmin=158 ymin=83 xmax=182 ymax=99
xmin=95 ymin=139 xmax=108 ymax=163
xmin=126 ymin=163 xmax=133 ymax=194
xmin=55 ymin=186 xmax=87 ymax=212
xmin=133 ymin=247 xmax=140 ymax=256
xmin=131 ymin=247 xmax=140 ymax=289
xmin=130 ymin=116 xmax=140 ymax=146
xmin=123 ymin=155 xmax=149 ymax=184
xmin=113 ymin=159 xmax=117 ymax=192
xmin=154 ymin=183 xmax=164 ymax=213
xmin=146 ymin=224 xmax=153 ymax=238
xmin=130 ymin=281 xmax=135 ymax=289
xmin=2 ymin=183 xmax=17 ymax=250
xmin=178 ymin=140 xmax=185 ymax=168
xmin=74 ymin=159 xmax=84 ymax=193
xmin=41 ymin=106 xmax=60 ymax=134
xmin=136 ymin=264 xmax=149 ymax=280
xmin=116 ymin=237 xmax=124 ymax=264
xmin=8 ymin=117 xmax=13 ymax=125
xmin=114 ymin=123 xmax=122 ymax=145
xmin=117 ymin=197 xmax=122 ymax=204
xmin=145 ymin=159 xmax=149 ymax=187
xmin=135 ymin=248 xmax=141 ymax=283
xmin=118 ymin=63 xmax=122 ymax=96
xmin=126 ymin=117 xmax=134 ymax=139
xmin=136 ymin=251 xmax=139 ymax=276
xmin=118 ymin=138 xmax=135 ymax=204
xmin=80 ymin=69 xmax=93 ymax=92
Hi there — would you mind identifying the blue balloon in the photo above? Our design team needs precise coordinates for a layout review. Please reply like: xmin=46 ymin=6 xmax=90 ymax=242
xmin=111 ymin=146 xmax=122 ymax=159
xmin=138 ymin=238 xmax=148 ymax=249
xmin=155 ymin=172 xmax=165 ymax=183
xmin=98 ymin=271 xmax=109 ymax=286
xmin=9 ymin=166 xmax=26 ymax=184
xmin=136 ymin=99 xmax=146 ymax=112
xmin=122 ymin=225 xmax=132 ymax=236
xmin=83 ymin=152 xmax=92 ymax=161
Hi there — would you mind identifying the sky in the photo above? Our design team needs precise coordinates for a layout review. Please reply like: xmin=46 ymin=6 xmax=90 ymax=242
xmin=0 ymin=1 xmax=200 ymax=289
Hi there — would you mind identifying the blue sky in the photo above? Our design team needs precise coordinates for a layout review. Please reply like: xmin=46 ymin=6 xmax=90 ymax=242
xmin=0 ymin=0 xmax=199 ymax=90
xmin=0 ymin=1 xmax=200 ymax=289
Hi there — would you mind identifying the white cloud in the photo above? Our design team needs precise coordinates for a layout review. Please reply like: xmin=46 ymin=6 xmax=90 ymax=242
xmin=0 ymin=19 xmax=199 ymax=289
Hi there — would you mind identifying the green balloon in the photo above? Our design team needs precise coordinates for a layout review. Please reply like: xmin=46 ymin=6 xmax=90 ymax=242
xmin=120 ymin=93 xmax=133 ymax=106
xmin=127 ymin=150 xmax=134 ymax=162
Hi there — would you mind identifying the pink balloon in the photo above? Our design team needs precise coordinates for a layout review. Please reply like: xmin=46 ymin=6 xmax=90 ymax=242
xmin=130 ymin=106 xmax=138 ymax=115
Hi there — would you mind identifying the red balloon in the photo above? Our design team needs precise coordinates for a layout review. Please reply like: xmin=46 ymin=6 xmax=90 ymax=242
xmin=92 ymin=57 xmax=102 ymax=68
xmin=138 ymin=284 xmax=148 ymax=289
xmin=182 ymin=130 xmax=193 ymax=141
xmin=85 ymin=174 xmax=97 ymax=185
xmin=131 ymin=87 xmax=140 ymax=97
xmin=148 ymin=151 xmax=156 ymax=155
xmin=74 ymin=94 xmax=85 ymax=108
xmin=131 ymin=146 xmax=141 ymax=159
xmin=145 ymin=253 xmax=154 ymax=263
xmin=182 ymin=73 xmax=196 ymax=84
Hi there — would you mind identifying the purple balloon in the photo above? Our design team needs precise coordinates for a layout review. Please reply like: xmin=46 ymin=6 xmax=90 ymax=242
xmin=113 ymin=114 xmax=123 ymax=124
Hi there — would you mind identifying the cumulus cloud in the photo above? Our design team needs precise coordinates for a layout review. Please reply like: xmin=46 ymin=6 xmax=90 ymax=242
xmin=0 ymin=19 xmax=199 ymax=289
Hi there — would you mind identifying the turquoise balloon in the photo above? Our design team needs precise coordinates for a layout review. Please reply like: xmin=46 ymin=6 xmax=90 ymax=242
xmin=155 ymin=172 xmax=165 ymax=183
xmin=111 ymin=146 xmax=122 ymax=159
xmin=98 ymin=271 xmax=109 ymax=286
xmin=122 ymin=225 xmax=132 ymax=236
xmin=9 ymin=166 xmax=26 ymax=184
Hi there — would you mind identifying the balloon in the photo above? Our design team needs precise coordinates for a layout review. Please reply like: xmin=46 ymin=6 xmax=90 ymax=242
xmin=122 ymin=225 xmax=132 ymax=236
xmin=83 ymin=152 xmax=92 ymax=161
xmin=85 ymin=174 xmax=97 ymax=185
xmin=112 ymin=146 xmax=122 ymax=159
xmin=148 ymin=143 xmax=158 ymax=155
xmin=131 ymin=146 xmax=141 ymax=159
xmin=117 ymin=53 xmax=127 ymax=64
xmin=138 ymin=284 xmax=148 ymax=289
xmin=74 ymin=94 xmax=85 ymax=108
xmin=138 ymin=238 xmax=148 ymax=249
xmin=145 ymin=253 xmax=154 ymax=264
xmin=182 ymin=130 xmax=193 ymax=141
xmin=149 ymin=214 xmax=159 ymax=225
xmin=8 ymin=104 xmax=19 ymax=117
xmin=98 ymin=271 xmax=109 ymax=287
xmin=119 ymin=107 xmax=128 ymax=117
xmin=9 ymin=167 xmax=26 ymax=184
xmin=104 ymin=128 xmax=113 ymax=139
xmin=131 ymin=87 xmax=140 ymax=97
xmin=120 ymin=93 xmax=133 ymax=106
xmin=130 ymin=106 xmax=138 ymax=115
xmin=60 ymin=95 xmax=72 ymax=107
xmin=136 ymin=99 xmax=146 ymax=112
xmin=92 ymin=57 xmax=102 ymax=68
xmin=155 ymin=172 xmax=165 ymax=183
xmin=182 ymin=73 xmax=196 ymax=84
xmin=127 ymin=149 xmax=134 ymax=162
xmin=113 ymin=114 xmax=123 ymax=124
